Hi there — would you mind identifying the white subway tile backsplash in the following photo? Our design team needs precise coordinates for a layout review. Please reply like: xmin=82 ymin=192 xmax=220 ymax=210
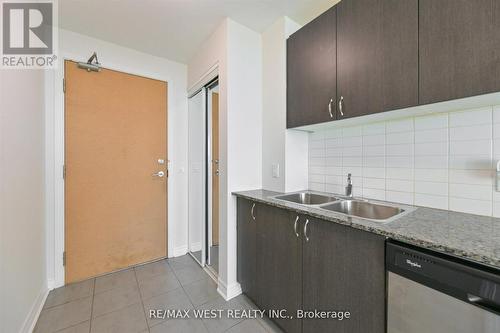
xmin=449 ymin=140 xmax=492 ymax=156
xmin=342 ymin=136 xmax=363 ymax=147
xmin=363 ymin=177 xmax=385 ymax=190
xmin=324 ymin=128 xmax=342 ymax=139
xmin=362 ymin=134 xmax=385 ymax=146
xmin=493 ymin=106 xmax=500 ymax=123
xmin=449 ymin=183 xmax=492 ymax=201
xmin=449 ymin=169 xmax=493 ymax=186
xmin=449 ymin=124 xmax=492 ymax=141
xmin=362 ymin=122 xmax=386 ymax=135
xmin=342 ymin=145 xmax=362 ymax=157
xmin=415 ymin=113 xmax=448 ymax=130
xmin=449 ymin=107 xmax=492 ymax=127
xmin=449 ymin=197 xmax=492 ymax=216
xmin=386 ymin=179 xmax=414 ymax=193
xmin=414 ymin=181 xmax=448 ymax=196
xmin=415 ymin=142 xmax=448 ymax=156
xmin=325 ymin=137 xmax=342 ymax=148
xmin=414 ymin=168 xmax=448 ymax=182
xmin=326 ymin=147 xmax=342 ymax=157
xmin=310 ymin=182 xmax=326 ymax=192
xmin=386 ymin=144 xmax=413 ymax=156
xmin=325 ymin=157 xmax=342 ymax=167
xmin=309 ymin=174 xmax=326 ymax=183
xmin=326 ymin=183 xmax=343 ymax=194
xmin=387 ymin=156 xmax=413 ymax=168
xmin=309 ymin=166 xmax=326 ymax=175
xmin=326 ymin=175 xmax=343 ymax=185
xmin=414 ymin=193 xmax=448 ymax=210
xmin=386 ymin=119 xmax=413 ymax=133
xmin=343 ymin=156 xmax=363 ymax=167
xmin=387 ymin=132 xmax=414 ymax=145
xmin=414 ymin=155 xmax=448 ymax=169
xmin=363 ymin=156 xmax=385 ymax=168
xmin=308 ymin=105 xmax=500 ymax=218
xmin=386 ymin=191 xmax=414 ymax=205
xmin=363 ymin=145 xmax=385 ymax=156
xmin=386 ymin=168 xmax=414 ymax=180
xmin=310 ymin=148 xmax=325 ymax=157
xmin=342 ymin=126 xmax=363 ymax=137
xmin=325 ymin=166 xmax=343 ymax=175
xmin=449 ymin=155 xmax=492 ymax=170
xmin=363 ymin=167 xmax=386 ymax=179
xmin=415 ymin=128 xmax=448 ymax=143
xmin=309 ymin=157 xmax=325 ymax=167
xmin=363 ymin=188 xmax=386 ymax=200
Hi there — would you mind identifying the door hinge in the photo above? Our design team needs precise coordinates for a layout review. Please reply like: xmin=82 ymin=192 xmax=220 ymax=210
xmin=63 ymin=78 xmax=66 ymax=93
xmin=63 ymin=251 xmax=66 ymax=266
xmin=63 ymin=165 xmax=66 ymax=179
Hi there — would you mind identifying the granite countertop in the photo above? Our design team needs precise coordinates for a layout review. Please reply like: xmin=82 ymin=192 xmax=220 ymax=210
xmin=233 ymin=189 xmax=500 ymax=269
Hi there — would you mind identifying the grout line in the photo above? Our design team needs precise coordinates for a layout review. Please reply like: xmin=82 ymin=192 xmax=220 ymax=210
xmin=133 ymin=267 xmax=151 ymax=333
xmin=88 ymin=279 xmax=95 ymax=333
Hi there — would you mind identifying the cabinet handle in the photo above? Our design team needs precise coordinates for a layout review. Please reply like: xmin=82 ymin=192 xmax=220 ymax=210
xmin=303 ymin=219 xmax=310 ymax=242
xmin=338 ymin=96 xmax=344 ymax=117
xmin=251 ymin=203 xmax=256 ymax=221
xmin=293 ymin=216 xmax=300 ymax=237
xmin=328 ymin=98 xmax=334 ymax=118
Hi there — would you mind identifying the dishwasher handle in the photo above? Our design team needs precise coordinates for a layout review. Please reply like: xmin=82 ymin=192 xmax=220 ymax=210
xmin=467 ymin=294 xmax=500 ymax=316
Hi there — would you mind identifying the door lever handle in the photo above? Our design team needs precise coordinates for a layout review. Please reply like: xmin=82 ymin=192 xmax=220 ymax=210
xmin=152 ymin=171 xmax=165 ymax=178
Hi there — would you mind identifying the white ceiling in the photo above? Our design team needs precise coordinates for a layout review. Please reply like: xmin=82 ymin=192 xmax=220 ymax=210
xmin=59 ymin=0 xmax=338 ymax=64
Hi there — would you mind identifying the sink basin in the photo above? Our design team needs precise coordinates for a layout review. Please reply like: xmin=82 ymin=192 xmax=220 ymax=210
xmin=274 ymin=192 xmax=340 ymax=205
xmin=320 ymin=200 xmax=404 ymax=221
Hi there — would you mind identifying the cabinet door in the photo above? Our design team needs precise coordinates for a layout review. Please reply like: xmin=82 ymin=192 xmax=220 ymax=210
xmin=287 ymin=7 xmax=336 ymax=128
xmin=237 ymin=198 xmax=257 ymax=302
xmin=337 ymin=0 xmax=418 ymax=119
xmin=302 ymin=218 xmax=385 ymax=333
xmin=419 ymin=0 xmax=500 ymax=105
xmin=256 ymin=206 xmax=302 ymax=333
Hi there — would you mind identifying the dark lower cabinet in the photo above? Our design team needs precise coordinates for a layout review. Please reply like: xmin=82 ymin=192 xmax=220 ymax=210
xmin=256 ymin=205 xmax=302 ymax=333
xmin=302 ymin=217 xmax=386 ymax=333
xmin=237 ymin=198 xmax=386 ymax=333
xmin=237 ymin=198 xmax=257 ymax=302
xmin=419 ymin=0 xmax=500 ymax=105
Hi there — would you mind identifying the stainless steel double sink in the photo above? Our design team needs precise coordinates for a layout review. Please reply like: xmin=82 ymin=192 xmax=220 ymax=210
xmin=273 ymin=192 xmax=406 ymax=222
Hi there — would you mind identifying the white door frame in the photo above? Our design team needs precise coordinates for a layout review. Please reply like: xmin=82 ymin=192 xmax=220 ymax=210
xmin=50 ymin=53 xmax=170 ymax=288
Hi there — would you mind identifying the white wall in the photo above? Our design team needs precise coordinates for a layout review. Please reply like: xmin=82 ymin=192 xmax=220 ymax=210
xmin=261 ymin=17 xmax=307 ymax=193
xmin=45 ymin=29 xmax=189 ymax=288
xmin=225 ymin=19 xmax=263 ymax=297
xmin=309 ymin=101 xmax=500 ymax=217
xmin=187 ymin=18 xmax=262 ymax=299
xmin=0 ymin=70 xmax=47 ymax=333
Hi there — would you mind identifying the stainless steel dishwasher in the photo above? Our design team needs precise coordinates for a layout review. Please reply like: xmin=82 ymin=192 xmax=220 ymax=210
xmin=386 ymin=241 xmax=500 ymax=333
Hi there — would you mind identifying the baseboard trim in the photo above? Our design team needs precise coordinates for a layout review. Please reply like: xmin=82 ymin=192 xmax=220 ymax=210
xmin=20 ymin=284 xmax=49 ymax=333
xmin=217 ymin=278 xmax=242 ymax=301
xmin=171 ymin=245 xmax=188 ymax=257
xmin=47 ymin=278 xmax=55 ymax=290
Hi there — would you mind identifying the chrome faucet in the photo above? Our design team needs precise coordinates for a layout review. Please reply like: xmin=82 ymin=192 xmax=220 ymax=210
xmin=345 ymin=173 xmax=353 ymax=197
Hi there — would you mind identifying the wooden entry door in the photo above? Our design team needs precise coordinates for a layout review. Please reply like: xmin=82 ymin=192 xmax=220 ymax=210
xmin=211 ymin=92 xmax=219 ymax=246
xmin=64 ymin=60 xmax=168 ymax=283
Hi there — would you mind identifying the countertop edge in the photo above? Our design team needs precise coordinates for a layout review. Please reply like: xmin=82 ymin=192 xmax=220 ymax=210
xmin=233 ymin=190 xmax=500 ymax=270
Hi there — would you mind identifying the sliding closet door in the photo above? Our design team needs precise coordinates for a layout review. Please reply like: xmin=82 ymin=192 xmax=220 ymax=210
xmin=188 ymin=89 xmax=206 ymax=265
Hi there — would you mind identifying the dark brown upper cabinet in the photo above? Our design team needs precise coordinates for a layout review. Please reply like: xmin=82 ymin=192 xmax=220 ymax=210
xmin=287 ymin=7 xmax=336 ymax=128
xmin=419 ymin=0 xmax=500 ymax=105
xmin=336 ymin=0 xmax=418 ymax=120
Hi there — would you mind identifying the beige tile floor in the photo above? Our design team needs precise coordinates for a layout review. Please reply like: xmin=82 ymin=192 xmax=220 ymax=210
xmin=34 ymin=255 xmax=282 ymax=333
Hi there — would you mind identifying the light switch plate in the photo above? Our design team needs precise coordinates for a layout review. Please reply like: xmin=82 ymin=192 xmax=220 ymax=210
xmin=272 ymin=163 xmax=280 ymax=178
